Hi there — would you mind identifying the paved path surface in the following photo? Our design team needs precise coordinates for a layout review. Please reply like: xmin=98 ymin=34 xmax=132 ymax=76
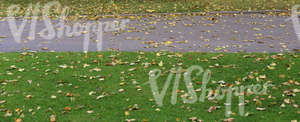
xmin=0 ymin=14 xmax=299 ymax=52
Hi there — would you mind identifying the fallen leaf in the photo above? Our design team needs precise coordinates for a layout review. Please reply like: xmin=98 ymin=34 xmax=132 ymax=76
xmin=64 ymin=106 xmax=71 ymax=111
xmin=0 ymin=100 xmax=5 ymax=104
xmin=15 ymin=118 xmax=22 ymax=122
xmin=50 ymin=115 xmax=56 ymax=122
xmin=223 ymin=118 xmax=234 ymax=122
xmin=256 ymin=107 xmax=266 ymax=111
xmin=158 ymin=61 xmax=163 ymax=67
xmin=146 ymin=9 xmax=155 ymax=13
xmin=119 ymin=89 xmax=125 ymax=93
xmin=87 ymin=110 xmax=94 ymax=114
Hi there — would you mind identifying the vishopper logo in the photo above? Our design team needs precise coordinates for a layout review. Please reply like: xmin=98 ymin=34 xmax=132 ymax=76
xmin=143 ymin=65 xmax=273 ymax=117
xmin=7 ymin=1 xmax=130 ymax=52
xmin=286 ymin=5 xmax=300 ymax=42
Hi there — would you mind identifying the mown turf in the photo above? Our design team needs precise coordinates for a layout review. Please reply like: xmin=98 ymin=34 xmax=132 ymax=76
xmin=0 ymin=0 xmax=299 ymax=17
xmin=0 ymin=51 xmax=300 ymax=121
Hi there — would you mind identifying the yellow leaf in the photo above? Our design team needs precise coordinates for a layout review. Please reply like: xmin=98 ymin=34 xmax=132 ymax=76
xmin=129 ymin=16 xmax=135 ymax=19
xmin=146 ymin=9 xmax=155 ymax=13
xmin=166 ymin=40 xmax=173 ymax=45
xmin=159 ymin=61 xmax=163 ymax=67
xmin=125 ymin=111 xmax=130 ymax=116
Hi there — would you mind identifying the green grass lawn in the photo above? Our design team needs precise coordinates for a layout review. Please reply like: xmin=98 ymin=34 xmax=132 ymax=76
xmin=0 ymin=0 xmax=299 ymax=17
xmin=0 ymin=51 xmax=300 ymax=121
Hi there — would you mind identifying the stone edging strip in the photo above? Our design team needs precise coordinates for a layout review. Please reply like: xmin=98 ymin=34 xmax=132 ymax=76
xmin=0 ymin=10 xmax=290 ymax=20
xmin=97 ymin=10 xmax=290 ymax=18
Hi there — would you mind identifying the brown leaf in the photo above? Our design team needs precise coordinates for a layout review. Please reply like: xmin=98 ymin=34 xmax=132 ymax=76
xmin=208 ymin=106 xmax=216 ymax=112
xmin=15 ymin=118 xmax=22 ymax=122
xmin=64 ymin=106 xmax=71 ymax=111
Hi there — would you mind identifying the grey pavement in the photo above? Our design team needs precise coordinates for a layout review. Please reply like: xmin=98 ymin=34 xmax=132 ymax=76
xmin=0 ymin=14 xmax=299 ymax=52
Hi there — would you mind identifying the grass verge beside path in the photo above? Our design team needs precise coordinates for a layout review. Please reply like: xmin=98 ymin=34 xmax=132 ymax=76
xmin=0 ymin=52 xmax=300 ymax=121
xmin=0 ymin=0 xmax=299 ymax=17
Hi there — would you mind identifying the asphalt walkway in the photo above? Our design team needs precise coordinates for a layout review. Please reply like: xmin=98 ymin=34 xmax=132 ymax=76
xmin=0 ymin=14 xmax=298 ymax=52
